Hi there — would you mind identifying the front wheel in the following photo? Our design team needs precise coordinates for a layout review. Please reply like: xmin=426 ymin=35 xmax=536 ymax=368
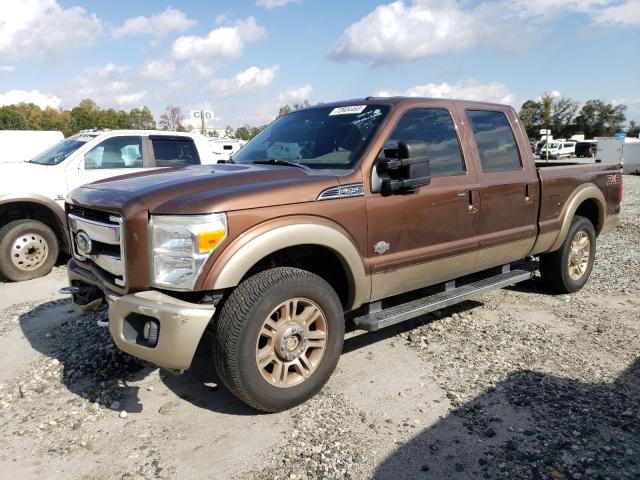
xmin=213 ymin=267 xmax=344 ymax=412
xmin=539 ymin=215 xmax=596 ymax=293
xmin=0 ymin=219 xmax=59 ymax=281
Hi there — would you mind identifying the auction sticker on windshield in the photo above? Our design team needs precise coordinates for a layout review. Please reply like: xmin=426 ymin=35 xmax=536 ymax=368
xmin=329 ymin=105 xmax=367 ymax=116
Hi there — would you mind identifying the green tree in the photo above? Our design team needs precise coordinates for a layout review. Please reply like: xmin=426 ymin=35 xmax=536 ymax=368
xmin=519 ymin=100 xmax=542 ymax=138
xmin=278 ymin=100 xmax=311 ymax=117
xmin=129 ymin=107 xmax=156 ymax=129
xmin=234 ymin=124 xmax=265 ymax=141
xmin=575 ymin=100 xmax=627 ymax=138
xmin=627 ymin=120 xmax=640 ymax=137
xmin=0 ymin=106 xmax=28 ymax=129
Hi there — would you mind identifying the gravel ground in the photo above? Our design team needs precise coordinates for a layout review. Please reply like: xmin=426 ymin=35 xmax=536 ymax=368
xmin=0 ymin=176 xmax=638 ymax=480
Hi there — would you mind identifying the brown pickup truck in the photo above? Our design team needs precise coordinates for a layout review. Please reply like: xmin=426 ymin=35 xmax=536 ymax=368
xmin=62 ymin=98 xmax=622 ymax=412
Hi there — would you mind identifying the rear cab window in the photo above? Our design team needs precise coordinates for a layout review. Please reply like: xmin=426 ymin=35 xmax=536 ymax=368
xmin=385 ymin=108 xmax=466 ymax=177
xmin=467 ymin=110 xmax=522 ymax=172
xmin=151 ymin=136 xmax=200 ymax=167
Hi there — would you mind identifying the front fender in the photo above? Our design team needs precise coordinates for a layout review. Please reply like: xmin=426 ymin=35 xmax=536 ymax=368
xmin=197 ymin=217 xmax=369 ymax=311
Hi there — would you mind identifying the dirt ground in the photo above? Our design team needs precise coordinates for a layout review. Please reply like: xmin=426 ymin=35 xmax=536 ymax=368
xmin=0 ymin=176 xmax=638 ymax=480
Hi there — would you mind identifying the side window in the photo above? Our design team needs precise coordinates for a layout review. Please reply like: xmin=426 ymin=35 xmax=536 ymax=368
xmin=84 ymin=136 xmax=143 ymax=170
xmin=385 ymin=108 xmax=465 ymax=177
xmin=152 ymin=138 xmax=200 ymax=167
xmin=467 ymin=110 xmax=521 ymax=172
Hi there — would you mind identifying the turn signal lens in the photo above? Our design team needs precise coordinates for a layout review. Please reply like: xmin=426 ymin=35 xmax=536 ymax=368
xmin=197 ymin=230 xmax=226 ymax=253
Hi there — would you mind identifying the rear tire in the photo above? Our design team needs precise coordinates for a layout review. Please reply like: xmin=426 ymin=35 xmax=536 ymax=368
xmin=539 ymin=215 xmax=595 ymax=293
xmin=0 ymin=220 xmax=59 ymax=281
xmin=213 ymin=267 xmax=344 ymax=412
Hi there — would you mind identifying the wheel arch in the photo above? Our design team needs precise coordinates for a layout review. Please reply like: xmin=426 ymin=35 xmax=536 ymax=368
xmin=548 ymin=184 xmax=605 ymax=252
xmin=0 ymin=194 xmax=69 ymax=252
xmin=197 ymin=219 xmax=369 ymax=311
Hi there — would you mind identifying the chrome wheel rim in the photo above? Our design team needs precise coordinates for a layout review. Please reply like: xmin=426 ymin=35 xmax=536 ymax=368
xmin=568 ymin=230 xmax=591 ymax=280
xmin=10 ymin=233 xmax=48 ymax=271
xmin=255 ymin=297 xmax=328 ymax=388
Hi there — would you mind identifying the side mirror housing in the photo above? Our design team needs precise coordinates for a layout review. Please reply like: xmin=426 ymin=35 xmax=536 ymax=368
xmin=376 ymin=141 xmax=431 ymax=196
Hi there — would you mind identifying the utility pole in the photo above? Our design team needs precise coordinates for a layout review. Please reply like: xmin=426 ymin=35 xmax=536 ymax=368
xmin=201 ymin=110 xmax=205 ymax=136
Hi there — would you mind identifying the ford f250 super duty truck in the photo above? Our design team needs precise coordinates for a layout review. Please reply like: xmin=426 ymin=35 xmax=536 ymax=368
xmin=61 ymin=98 xmax=622 ymax=412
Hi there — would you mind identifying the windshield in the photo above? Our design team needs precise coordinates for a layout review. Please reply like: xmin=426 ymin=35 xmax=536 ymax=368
xmin=29 ymin=134 xmax=95 ymax=165
xmin=233 ymin=104 xmax=390 ymax=170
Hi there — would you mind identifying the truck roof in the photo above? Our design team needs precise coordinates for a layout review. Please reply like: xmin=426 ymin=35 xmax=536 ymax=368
xmin=76 ymin=129 xmax=205 ymax=138
xmin=302 ymin=96 xmax=510 ymax=110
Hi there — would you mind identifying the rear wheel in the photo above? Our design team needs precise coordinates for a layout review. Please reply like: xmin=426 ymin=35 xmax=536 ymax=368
xmin=0 ymin=219 xmax=59 ymax=281
xmin=539 ymin=215 xmax=595 ymax=293
xmin=213 ymin=267 xmax=344 ymax=412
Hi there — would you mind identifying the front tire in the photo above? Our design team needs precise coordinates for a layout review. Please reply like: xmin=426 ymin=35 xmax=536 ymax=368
xmin=0 ymin=219 xmax=59 ymax=281
xmin=213 ymin=267 xmax=344 ymax=412
xmin=539 ymin=215 xmax=596 ymax=293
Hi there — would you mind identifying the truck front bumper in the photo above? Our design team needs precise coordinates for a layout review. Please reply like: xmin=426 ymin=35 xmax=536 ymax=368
xmin=67 ymin=259 xmax=215 ymax=372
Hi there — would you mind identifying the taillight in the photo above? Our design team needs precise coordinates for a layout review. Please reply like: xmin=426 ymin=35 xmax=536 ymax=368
xmin=618 ymin=174 xmax=623 ymax=203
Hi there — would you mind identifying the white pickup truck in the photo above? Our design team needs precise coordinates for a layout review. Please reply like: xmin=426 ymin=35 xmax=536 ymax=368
xmin=0 ymin=129 xmax=217 ymax=281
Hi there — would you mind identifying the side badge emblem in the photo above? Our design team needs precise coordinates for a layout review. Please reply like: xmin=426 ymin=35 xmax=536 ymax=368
xmin=374 ymin=241 xmax=390 ymax=255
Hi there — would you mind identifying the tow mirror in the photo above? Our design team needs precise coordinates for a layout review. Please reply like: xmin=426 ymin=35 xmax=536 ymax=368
xmin=376 ymin=141 xmax=431 ymax=196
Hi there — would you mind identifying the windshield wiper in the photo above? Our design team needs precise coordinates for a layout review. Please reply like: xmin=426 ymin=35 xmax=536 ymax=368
xmin=251 ymin=158 xmax=310 ymax=170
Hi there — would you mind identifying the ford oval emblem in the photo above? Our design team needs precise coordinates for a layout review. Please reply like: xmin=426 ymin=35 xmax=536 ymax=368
xmin=76 ymin=231 xmax=93 ymax=256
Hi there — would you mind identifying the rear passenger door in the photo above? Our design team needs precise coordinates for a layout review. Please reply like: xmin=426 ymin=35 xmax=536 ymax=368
xmin=459 ymin=108 xmax=538 ymax=264
xmin=149 ymin=135 xmax=201 ymax=167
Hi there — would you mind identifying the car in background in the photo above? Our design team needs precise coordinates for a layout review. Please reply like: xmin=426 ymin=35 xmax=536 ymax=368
xmin=208 ymin=138 xmax=246 ymax=162
xmin=541 ymin=141 xmax=576 ymax=159
xmin=575 ymin=141 xmax=598 ymax=158
xmin=0 ymin=130 xmax=64 ymax=163
xmin=0 ymin=130 xmax=218 ymax=282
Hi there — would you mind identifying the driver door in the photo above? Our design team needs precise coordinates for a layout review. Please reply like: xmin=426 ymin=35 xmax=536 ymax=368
xmin=68 ymin=135 xmax=149 ymax=191
xmin=365 ymin=104 xmax=480 ymax=301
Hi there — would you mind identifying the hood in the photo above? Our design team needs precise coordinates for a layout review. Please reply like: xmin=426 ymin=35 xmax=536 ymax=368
xmin=68 ymin=164 xmax=340 ymax=214
xmin=0 ymin=162 xmax=65 ymax=198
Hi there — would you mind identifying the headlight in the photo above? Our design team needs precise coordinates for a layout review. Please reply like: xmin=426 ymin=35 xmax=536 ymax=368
xmin=149 ymin=213 xmax=227 ymax=291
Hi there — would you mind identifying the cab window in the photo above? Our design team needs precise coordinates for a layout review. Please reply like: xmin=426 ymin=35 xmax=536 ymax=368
xmin=151 ymin=137 xmax=200 ymax=167
xmin=385 ymin=108 xmax=465 ymax=177
xmin=84 ymin=136 xmax=143 ymax=170
xmin=467 ymin=110 xmax=521 ymax=172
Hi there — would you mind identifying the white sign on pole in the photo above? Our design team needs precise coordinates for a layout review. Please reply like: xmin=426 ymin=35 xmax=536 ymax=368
xmin=190 ymin=110 xmax=215 ymax=124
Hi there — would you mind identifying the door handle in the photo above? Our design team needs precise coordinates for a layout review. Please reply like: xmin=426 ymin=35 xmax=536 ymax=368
xmin=466 ymin=190 xmax=479 ymax=213
xmin=456 ymin=191 xmax=467 ymax=197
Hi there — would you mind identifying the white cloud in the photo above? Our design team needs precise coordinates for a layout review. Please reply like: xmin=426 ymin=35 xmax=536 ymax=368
xmin=112 ymin=7 xmax=196 ymax=38
xmin=210 ymin=65 xmax=279 ymax=96
xmin=277 ymin=84 xmax=313 ymax=103
xmin=0 ymin=89 xmax=61 ymax=109
xmin=138 ymin=59 xmax=176 ymax=80
xmin=63 ymin=63 xmax=147 ymax=107
xmin=328 ymin=0 xmax=533 ymax=64
xmin=256 ymin=0 xmax=301 ymax=9
xmin=0 ymin=65 xmax=14 ymax=72
xmin=171 ymin=17 xmax=266 ymax=61
xmin=593 ymin=0 xmax=640 ymax=26
xmin=376 ymin=80 xmax=515 ymax=105
xmin=0 ymin=0 xmax=102 ymax=60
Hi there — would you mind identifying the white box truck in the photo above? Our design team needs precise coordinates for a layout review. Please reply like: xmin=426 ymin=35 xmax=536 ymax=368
xmin=596 ymin=137 xmax=640 ymax=174
xmin=0 ymin=130 xmax=64 ymax=163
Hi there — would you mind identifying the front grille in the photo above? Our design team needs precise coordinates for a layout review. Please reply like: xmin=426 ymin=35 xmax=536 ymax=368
xmin=68 ymin=207 xmax=126 ymax=287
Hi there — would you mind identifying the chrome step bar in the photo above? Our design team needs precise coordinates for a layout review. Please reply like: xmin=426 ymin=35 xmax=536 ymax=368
xmin=353 ymin=269 xmax=532 ymax=332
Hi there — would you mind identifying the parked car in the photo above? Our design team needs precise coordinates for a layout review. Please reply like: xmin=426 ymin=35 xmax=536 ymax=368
xmin=0 ymin=130 xmax=217 ymax=281
xmin=575 ymin=141 xmax=598 ymax=158
xmin=62 ymin=98 xmax=621 ymax=412
xmin=208 ymin=138 xmax=246 ymax=163
xmin=0 ymin=130 xmax=64 ymax=163
xmin=541 ymin=141 xmax=576 ymax=159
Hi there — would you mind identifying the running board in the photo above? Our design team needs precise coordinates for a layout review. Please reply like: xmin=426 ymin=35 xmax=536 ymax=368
xmin=353 ymin=269 xmax=532 ymax=332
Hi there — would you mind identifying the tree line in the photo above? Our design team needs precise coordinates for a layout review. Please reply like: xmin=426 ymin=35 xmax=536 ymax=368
xmin=0 ymin=99 xmax=156 ymax=137
xmin=519 ymin=93 xmax=639 ymax=139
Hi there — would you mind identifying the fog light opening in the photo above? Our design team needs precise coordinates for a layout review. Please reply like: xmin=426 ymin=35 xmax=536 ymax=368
xmin=143 ymin=320 xmax=159 ymax=347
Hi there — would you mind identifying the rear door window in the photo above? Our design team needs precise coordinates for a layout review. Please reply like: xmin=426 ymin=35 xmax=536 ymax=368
xmin=151 ymin=137 xmax=200 ymax=167
xmin=467 ymin=110 xmax=522 ymax=172
xmin=385 ymin=108 xmax=465 ymax=177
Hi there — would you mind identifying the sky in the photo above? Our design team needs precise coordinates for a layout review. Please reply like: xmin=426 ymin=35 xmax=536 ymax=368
xmin=0 ymin=0 xmax=639 ymax=128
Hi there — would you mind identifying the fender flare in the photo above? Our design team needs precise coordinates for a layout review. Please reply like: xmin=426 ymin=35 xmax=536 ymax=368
xmin=199 ymin=219 xmax=369 ymax=311
xmin=0 ymin=193 xmax=69 ymax=250
xmin=548 ymin=184 xmax=605 ymax=252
